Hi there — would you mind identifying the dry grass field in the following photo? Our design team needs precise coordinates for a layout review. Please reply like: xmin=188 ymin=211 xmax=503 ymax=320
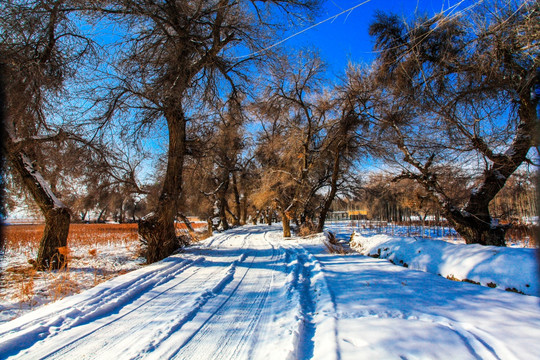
xmin=2 ymin=223 xmax=139 ymax=253
xmin=0 ymin=222 xmax=207 ymax=323
xmin=2 ymin=222 xmax=207 ymax=251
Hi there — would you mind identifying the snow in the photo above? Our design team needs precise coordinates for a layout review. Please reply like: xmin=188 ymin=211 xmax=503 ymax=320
xmin=349 ymin=232 xmax=539 ymax=296
xmin=0 ymin=225 xmax=539 ymax=359
xmin=20 ymin=151 xmax=66 ymax=210
xmin=0 ymin=238 xmax=145 ymax=324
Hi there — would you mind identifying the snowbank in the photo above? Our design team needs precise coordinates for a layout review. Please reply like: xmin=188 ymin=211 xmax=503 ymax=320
xmin=350 ymin=233 xmax=539 ymax=296
xmin=1 ymin=226 xmax=540 ymax=359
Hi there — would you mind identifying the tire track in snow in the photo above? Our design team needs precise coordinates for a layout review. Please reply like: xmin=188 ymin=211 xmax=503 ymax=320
xmin=38 ymin=254 xmax=246 ymax=360
xmin=294 ymin=251 xmax=316 ymax=360
xmin=151 ymin=232 xmax=284 ymax=360
xmin=411 ymin=314 xmax=503 ymax=360
xmin=3 ymin=229 xmax=253 ymax=359
xmin=132 ymin=252 xmax=250 ymax=359
xmin=209 ymin=255 xmax=276 ymax=360
xmin=289 ymin=243 xmax=342 ymax=360
xmin=242 ymin=231 xmax=283 ymax=360
xmin=169 ymin=237 xmax=277 ymax=359
xmin=0 ymin=256 xmax=204 ymax=358
xmin=43 ymin=231 xmax=256 ymax=360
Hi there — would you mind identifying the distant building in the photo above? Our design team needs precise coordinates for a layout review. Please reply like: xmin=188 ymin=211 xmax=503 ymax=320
xmin=348 ymin=210 xmax=368 ymax=220
xmin=327 ymin=210 xmax=368 ymax=221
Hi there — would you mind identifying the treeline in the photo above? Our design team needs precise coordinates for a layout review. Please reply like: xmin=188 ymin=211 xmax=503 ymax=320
xmin=1 ymin=0 xmax=538 ymax=269
xmin=339 ymin=171 xmax=537 ymax=226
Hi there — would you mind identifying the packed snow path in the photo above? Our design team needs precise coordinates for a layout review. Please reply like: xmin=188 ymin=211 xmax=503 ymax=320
xmin=1 ymin=226 xmax=539 ymax=359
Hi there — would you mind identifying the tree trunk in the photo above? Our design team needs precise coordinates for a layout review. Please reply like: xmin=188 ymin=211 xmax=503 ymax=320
xmin=444 ymin=206 xmax=507 ymax=246
xmin=37 ymin=207 xmax=70 ymax=269
xmin=139 ymin=212 xmax=179 ymax=263
xmin=218 ymin=200 xmax=229 ymax=230
xmin=97 ymin=207 xmax=107 ymax=222
xmin=231 ymin=172 xmax=241 ymax=226
xmin=138 ymin=105 xmax=186 ymax=263
xmin=281 ymin=210 xmax=291 ymax=238
xmin=217 ymin=170 xmax=230 ymax=230
xmin=241 ymin=191 xmax=248 ymax=225
xmin=6 ymin=138 xmax=70 ymax=270
xmin=252 ymin=211 xmax=258 ymax=225
xmin=119 ymin=199 xmax=125 ymax=223
xmin=207 ymin=217 xmax=214 ymax=236
xmin=317 ymin=150 xmax=341 ymax=233
xmin=265 ymin=209 xmax=272 ymax=225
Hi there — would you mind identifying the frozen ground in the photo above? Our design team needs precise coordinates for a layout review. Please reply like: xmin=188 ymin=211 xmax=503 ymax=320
xmin=348 ymin=232 xmax=539 ymax=296
xmin=0 ymin=225 xmax=539 ymax=359
xmin=0 ymin=238 xmax=145 ymax=324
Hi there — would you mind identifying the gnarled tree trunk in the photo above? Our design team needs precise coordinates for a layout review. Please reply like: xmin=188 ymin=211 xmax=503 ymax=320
xmin=37 ymin=207 xmax=70 ymax=269
xmin=445 ymin=95 xmax=536 ymax=246
xmin=281 ymin=210 xmax=291 ymax=238
xmin=444 ymin=205 xmax=506 ymax=246
xmin=6 ymin=136 xmax=70 ymax=270
xmin=139 ymin=211 xmax=179 ymax=263
xmin=231 ymin=172 xmax=242 ymax=226
xmin=138 ymin=105 xmax=187 ymax=263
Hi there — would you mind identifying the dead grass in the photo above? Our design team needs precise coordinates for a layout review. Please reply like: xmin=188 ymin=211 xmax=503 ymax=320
xmin=11 ymin=266 xmax=38 ymax=305
xmin=49 ymin=271 xmax=81 ymax=302
xmin=0 ymin=224 xmax=145 ymax=311
xmin=1 ymin=223 xmax=140 ymax=251
xmin=323 ymin=231 xmax=351 ymax=255
xmin=298 ymin=224 xmax=317 ymax=237
xmin=1 ymin=222 xmax=208 ymax=308
xmin=1 ymin=222 xmax=207 ymax=250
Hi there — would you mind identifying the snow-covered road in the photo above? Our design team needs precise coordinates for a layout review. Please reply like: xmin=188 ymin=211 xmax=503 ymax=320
xmin=1 ymin=225 xmax=539 ymax=359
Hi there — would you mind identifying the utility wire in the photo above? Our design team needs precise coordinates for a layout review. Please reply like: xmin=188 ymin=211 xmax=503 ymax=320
xmin=232 ymin=0 xmax=372 ymax=60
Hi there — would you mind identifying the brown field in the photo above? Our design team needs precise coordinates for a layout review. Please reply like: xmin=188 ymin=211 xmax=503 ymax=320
xmin=2 ymin=223 xmax=138 ymax=250
xmin=1 ymin=222 xmax=207 ymax=251
xmin=0 ymin=222 xmax=208 ymax=320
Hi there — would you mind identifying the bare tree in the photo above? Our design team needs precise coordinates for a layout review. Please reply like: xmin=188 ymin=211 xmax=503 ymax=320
xmin=254 ymin=52 xmax=330 ymax=236
xmin=1 ymin=0 xmax=93 ymax=269
xmin=253 ymin=52 xmax=367 ymax=236
xmin=96 ymin=0 xmax=319 ymax=262
xmin=234 ymin=153 xmax=258 ymax=225
xmin=350 ymin=1 xmax=539 ymax=246
xmin=315 ymin=86 xmax=368 ymax=232
xmin=210 ymin=93 xmax=245 ymax=229
xmin=184 ymin=93 xmax=245 ymax=231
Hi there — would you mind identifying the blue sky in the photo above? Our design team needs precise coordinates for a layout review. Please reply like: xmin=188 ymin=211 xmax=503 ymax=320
xmin=287 ymin=0 xmax=475 ymax=75
xmin=137 ymin=0 xmax=479 ymax=181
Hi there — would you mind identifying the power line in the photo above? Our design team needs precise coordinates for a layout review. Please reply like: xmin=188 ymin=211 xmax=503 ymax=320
xmin=232 ymin=0 xmax=372 ymax=60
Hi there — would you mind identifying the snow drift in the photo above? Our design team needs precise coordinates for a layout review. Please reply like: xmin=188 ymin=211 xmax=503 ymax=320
xmin=350 ymin=232 xmax=539 ymax=296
